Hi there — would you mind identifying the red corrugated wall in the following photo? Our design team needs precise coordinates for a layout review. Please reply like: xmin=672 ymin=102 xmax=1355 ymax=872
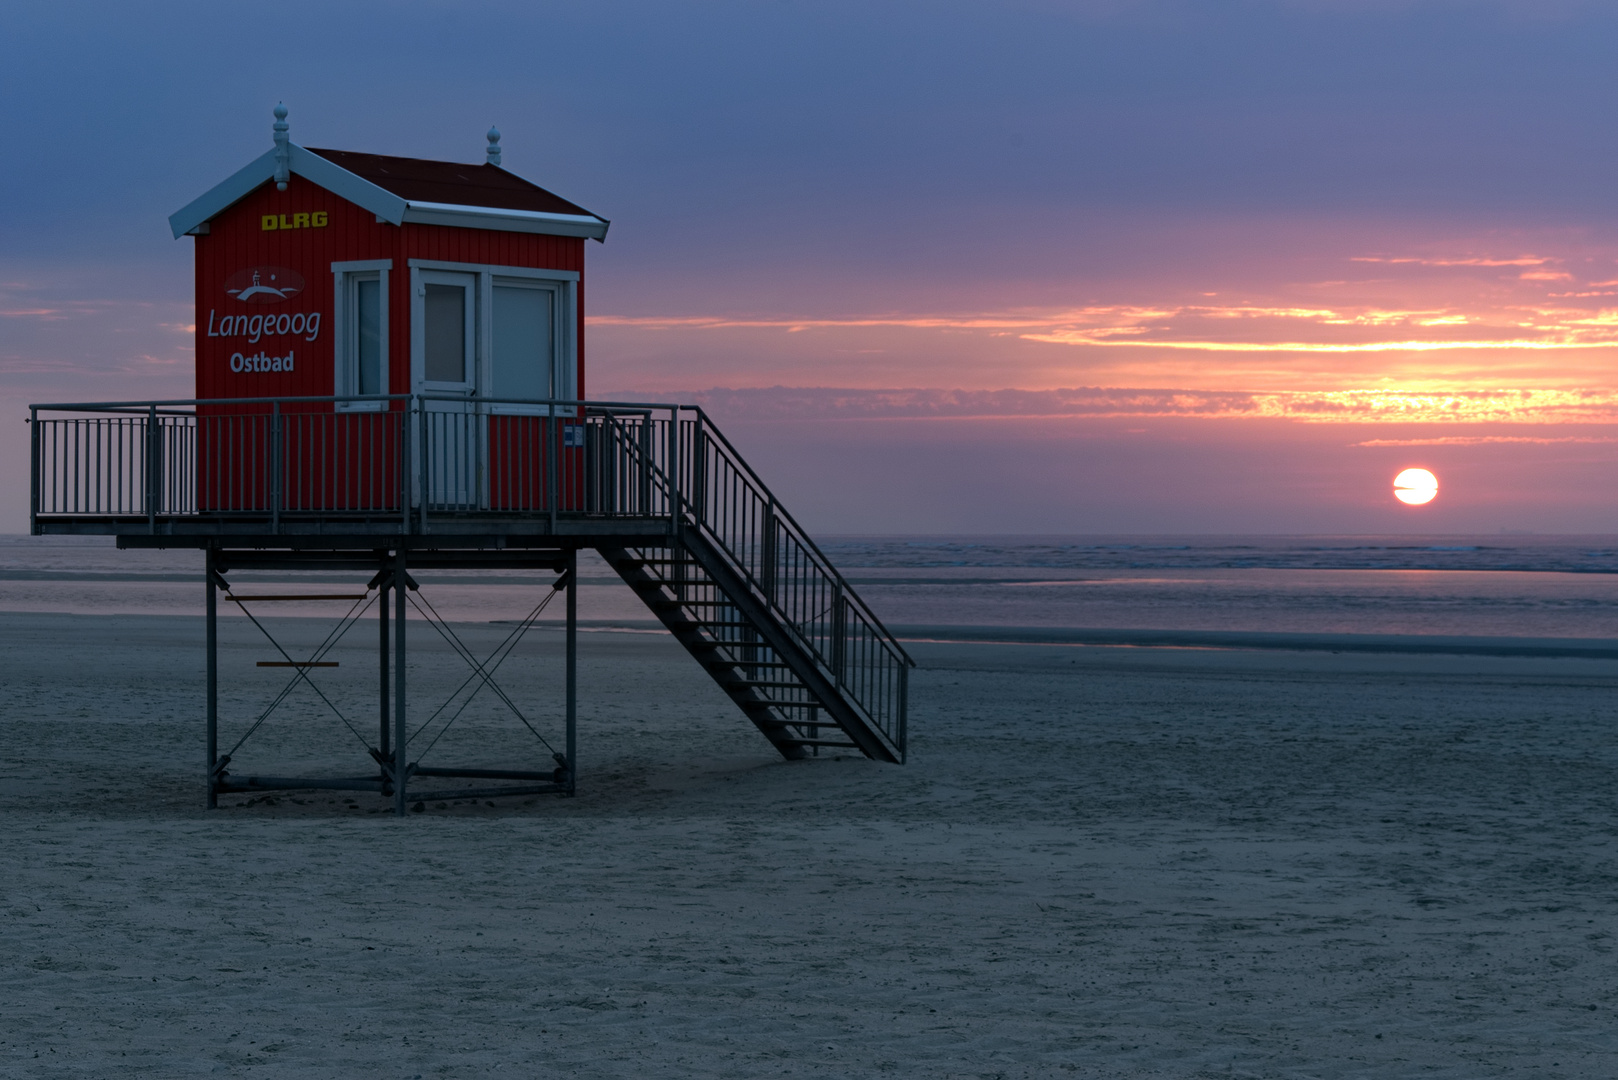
xmin=194 ymin=174 xmax=395 ymax=404
xmin=194 ymin=178 xmax=588 ymax=403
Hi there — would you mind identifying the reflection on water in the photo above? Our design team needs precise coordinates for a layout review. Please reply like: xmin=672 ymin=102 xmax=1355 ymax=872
xmin=6 ymin=533 xmax=1618 ymax=640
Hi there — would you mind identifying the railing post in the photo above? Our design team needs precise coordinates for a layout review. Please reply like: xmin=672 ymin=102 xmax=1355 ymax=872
xmin=693 ymin=413 xmax=707 ymax=528
xmin=638 ymin=417 xmax=651 ymax=514
xmin=417 ymin=401 xmax=429 ymax=534
xmin=547 ymin=412 xmax=558 ymax=534
xmin=399 ymin=401 xmax=411 ymax=534
xmin=269 ymin=401 xmax=282 ymax=534
xmin=897 ymin=662 xmax=908 ymax=764
xmin=668 ymin=408 xmax=681 ymax=539
xmin=762 ymin=497 xmax=777 ymax=607
xmin=830 ymin=586 xmax=846 ymax=684
xmin=146 ymin=403 xmax=160 ymax=533
xmin=28 ymin=408 xmax=40 ymax=535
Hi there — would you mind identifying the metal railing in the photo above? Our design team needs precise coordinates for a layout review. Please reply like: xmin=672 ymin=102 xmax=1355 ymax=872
xmin=676 ymin=414 xmax=911 ymax=754
xmin=588 ymin=406 xmax=911 ymax=752
xmin=29 ymin=393 xmax=912 ymax=753
xmin=31 ymin=396 xmax=414 ymax=528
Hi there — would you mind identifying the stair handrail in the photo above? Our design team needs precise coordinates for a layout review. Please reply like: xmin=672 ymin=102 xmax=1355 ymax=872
xmin=591 ymin=405 xmax=909 ymax=755
xmin=680 ymin=406 xmax=914 ymax=669
xmin=587 ymin=404 xmax=912 ymax=674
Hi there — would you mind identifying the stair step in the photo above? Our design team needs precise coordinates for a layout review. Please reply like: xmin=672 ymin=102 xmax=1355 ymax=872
xmin=780 ymin=739 xmax=861 ymax=749
xmin=647 ymin=599 xmax=741 ymax=609
xmin=722 ymin=679 xmax=810 ymax=690
xmin=701 ymin=645 xmax=786 ymax=663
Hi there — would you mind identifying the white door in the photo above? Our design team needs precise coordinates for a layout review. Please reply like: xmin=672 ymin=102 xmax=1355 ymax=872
xmin=416 ymin=270 xmax=478 ymax=508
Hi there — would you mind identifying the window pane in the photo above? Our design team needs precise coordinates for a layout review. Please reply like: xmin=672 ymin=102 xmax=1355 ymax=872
xmin=356 ymin=278 xmax=382 ymax=395
xmin=492 ymin=285 xmax=553 ymax=401
xmin=423 ymin=283 xmax=466 ymax=383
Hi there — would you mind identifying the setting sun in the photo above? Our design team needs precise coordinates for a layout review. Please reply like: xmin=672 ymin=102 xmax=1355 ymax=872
xmin=1393 ymin=468 xmax=1439 ymax=506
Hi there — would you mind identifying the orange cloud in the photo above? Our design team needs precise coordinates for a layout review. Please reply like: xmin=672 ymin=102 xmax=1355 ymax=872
xmin=664 ymin=387 xmax=1618 ymax=425
xmin=600 ymin=299 xmax=1618 ymax=358
xmin=1356 ymin=435 xmax=1618 ymax=446
xmin=1022 ymin=333 xmax=1603 ymax=353
xmin=592 ymin=241 xmax=1618 ymax=401
xmin=1349 ymin=255 xmax=1552 ymax=267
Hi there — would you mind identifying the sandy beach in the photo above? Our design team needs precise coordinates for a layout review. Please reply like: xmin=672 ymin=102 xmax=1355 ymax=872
xmin=3 ymin=610 xmax=1617 ymax=1078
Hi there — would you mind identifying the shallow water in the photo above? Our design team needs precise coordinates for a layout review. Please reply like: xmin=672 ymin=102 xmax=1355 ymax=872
xmin=6 ymin=533 xmax=1618 ymax=640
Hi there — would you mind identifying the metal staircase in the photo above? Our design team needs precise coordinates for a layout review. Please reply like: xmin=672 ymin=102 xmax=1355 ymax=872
xmin=596 ymin=411 xmax=911 ymax=764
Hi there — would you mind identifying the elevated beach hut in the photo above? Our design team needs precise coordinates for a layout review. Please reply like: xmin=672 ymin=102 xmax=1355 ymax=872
xmin=29 ymin=107 xmax=910 ymax=814
xmin=170 ymin=106 xmax=609 ymax=514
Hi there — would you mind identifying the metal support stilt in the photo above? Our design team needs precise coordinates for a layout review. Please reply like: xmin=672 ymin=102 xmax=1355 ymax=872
xmin=206 ymin=548 xmax=218 ymax=809
xmin=379 ymin=567 xmax=390 ymax=761
xmin=566 ymin=547 xmax=577 ymax=795
xmin=394 ymin=548 xmax=408 ymax=815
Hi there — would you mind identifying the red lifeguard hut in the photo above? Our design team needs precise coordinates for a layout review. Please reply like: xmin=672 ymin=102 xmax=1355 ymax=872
xmin=173 ymin=105 xmax=607 ymax=516
xmin=30 ymin=107 xmax=910 ymax=814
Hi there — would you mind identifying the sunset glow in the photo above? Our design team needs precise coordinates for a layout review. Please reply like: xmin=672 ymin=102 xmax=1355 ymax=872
xmin=6 ymin=2 xmax=1618 ymax=534
xmin=586 ymin=241 xmax=1618 ymax=424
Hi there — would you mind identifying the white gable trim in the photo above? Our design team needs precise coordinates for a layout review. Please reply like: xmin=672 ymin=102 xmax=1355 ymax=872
xmin=168 ymin=147 xmax=280 ymax=238
xmin=169 ymin=143 xmax=407 ymax=238
xmin=401 ymin=201 xmax=610 ymax=241
xmin=170 ymin=144 xmax=608 ymax=242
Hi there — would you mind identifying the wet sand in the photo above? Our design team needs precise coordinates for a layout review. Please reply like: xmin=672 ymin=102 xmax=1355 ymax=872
xmin=2 ymin=611 xmax=1617 ymax=1078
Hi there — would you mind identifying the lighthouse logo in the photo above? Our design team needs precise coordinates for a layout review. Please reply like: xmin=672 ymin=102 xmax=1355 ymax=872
xmin=224 ymin=266 xmax=304 ymax=304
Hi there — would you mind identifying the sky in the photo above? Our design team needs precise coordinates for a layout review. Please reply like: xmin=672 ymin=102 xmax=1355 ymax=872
xmin=5 ymin=0 xmax=1618 ymax=534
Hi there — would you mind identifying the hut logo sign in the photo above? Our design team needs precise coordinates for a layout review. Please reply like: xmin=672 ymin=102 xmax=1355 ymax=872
xmin=261 ymin=212 xmax=329 ymax=231
xmin=205 ymin=309 xmax=321 ymax=344
xmin=207 ymin=265 xmax=321 ymax=346
xmin=225 ymin=266 xmax=303 ymax=303
xmin=229 ymin=349 xmax=295 ymax=374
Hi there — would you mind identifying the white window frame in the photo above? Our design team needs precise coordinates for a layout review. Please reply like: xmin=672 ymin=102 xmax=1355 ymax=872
xmin=406 ymin=258 xmax=579 ymax=414
xmin=413 ymin=268 xmax=478 ymax=395
xmin=331 ymin=259 xmax=391 ymax=411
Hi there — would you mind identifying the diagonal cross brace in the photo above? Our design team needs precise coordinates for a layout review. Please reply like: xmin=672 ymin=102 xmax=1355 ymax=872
xmin=218 ymin=570 xmax=377 ymax=757
xmin=403 ymin=573 xmax=571 ymax=766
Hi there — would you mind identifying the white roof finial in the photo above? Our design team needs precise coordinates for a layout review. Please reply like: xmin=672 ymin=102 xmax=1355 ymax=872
xmin=486 ymin=125 xmax=502 ymax=166
xmin=273 ymin=103 xmax=291 ymax=191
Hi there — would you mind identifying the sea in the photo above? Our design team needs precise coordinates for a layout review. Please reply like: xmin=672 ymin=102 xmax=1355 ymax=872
xmin=7 ymin=533 xmax=1618 ymax=648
